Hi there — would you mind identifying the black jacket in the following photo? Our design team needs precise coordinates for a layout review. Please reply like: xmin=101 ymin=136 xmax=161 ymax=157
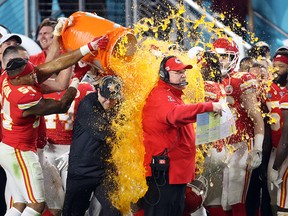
xmin=68 ymin=92 xmax=117 ymax=179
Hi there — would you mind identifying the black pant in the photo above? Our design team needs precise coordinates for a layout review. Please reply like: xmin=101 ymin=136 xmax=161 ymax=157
xmin=143 ymin=173 xmax=186 ymax=216
xmin=246 ymin=162 xmax=273 ymax=216
xmin=0 ymin=167 xmax=6 ymax=216
xmin=62 ymin=177 xmax=120 ymax=216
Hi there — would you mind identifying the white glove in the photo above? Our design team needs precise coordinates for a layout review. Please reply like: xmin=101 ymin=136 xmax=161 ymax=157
xmin=248 ymin=150 xmax=262 ymax=170
xmin=53 ymin=16 xmax=73 ymax=36
xmin=212 ymin=102 xmax=223 ymax=115
xmin=55 ymin=151 xmax=69 ymax=172
xmin=269 ymin=168 xmax=282 ymax=189
xmin=69 ymin=77 xmax=80 ymax=89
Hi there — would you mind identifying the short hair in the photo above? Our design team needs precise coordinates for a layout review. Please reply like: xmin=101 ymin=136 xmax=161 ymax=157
xmin=251 ymin=62 xmax=265 ymax=68
xmin=240 ymin=56 xmax=253 ymax=66
xmin=248 ymin=45 xmax=270 ymax=58
xmin=36 ymin=17 xmax=57 ymax=38
xmin=3 ymin=45 xmax=28 ymax=66
xmin=39 ymin=17 xmax=57 ymax=30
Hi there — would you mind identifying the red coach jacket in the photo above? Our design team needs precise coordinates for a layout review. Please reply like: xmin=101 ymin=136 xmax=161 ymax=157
xmin=142 ymin=80 xmax=213 ymax=184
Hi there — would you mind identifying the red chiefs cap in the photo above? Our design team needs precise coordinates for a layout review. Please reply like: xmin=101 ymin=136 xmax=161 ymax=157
xmin=165 ymin=57 xmax=192 ymax=72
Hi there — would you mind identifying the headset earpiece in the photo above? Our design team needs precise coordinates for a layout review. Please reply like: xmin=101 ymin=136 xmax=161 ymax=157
xmin=159 ymin=55 xmax=175 ymax=83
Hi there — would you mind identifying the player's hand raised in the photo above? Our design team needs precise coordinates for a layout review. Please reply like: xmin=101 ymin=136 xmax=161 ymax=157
xmin=53 ymin=16 xmax=73 ymax=37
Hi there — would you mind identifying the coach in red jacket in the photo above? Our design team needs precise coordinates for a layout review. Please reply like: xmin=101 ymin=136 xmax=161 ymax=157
xmin=142 ymin=55 xmax=222 ymax=216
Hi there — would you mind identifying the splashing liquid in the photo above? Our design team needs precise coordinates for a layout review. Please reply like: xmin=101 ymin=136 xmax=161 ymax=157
xmin=105 ymin=3 xmax=264 ymax=214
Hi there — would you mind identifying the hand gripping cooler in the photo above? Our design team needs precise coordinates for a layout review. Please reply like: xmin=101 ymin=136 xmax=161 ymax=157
xmin=61 ymin=11 xmax=137 ymax=75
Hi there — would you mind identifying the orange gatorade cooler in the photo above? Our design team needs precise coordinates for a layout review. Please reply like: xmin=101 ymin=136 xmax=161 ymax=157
xmin=61 ymin=11 xmax=137 ymax=74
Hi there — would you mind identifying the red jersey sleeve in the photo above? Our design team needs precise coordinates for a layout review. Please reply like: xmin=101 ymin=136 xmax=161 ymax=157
xmin=204 ymin=81 xmax=226 ymax=102
xmin=238 ymin=72 xmax=258 ymax=95
xmin=280 ymin=93 xmax=288 ymax=110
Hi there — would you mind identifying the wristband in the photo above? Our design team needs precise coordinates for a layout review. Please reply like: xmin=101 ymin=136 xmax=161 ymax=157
xmin=254 ymin=134 xmax=264 ymax=151
xmin=80 ymin=44 xmax=91 ymax=56
xmin=69 ymin=77 xmax=80 ymax=89
xmin=87 ymin=42 xmax=94 ymax=52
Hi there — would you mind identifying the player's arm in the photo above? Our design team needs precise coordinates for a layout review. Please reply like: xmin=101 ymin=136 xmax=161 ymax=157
xmin=40 ymin=67 xmax=73 ymax=93
xmin=45 ymin=33 xmax=61 ymax=62
xmin=44 ymin=16 xmax=73 ymax=62
xmin=241 ymin=93 xmax=264 ymax=139
xmin=262 ymin=104 xmax=272 ymax=166
xmin=241 ymin=92 xmax=264 ymax=169
xmin=35 ymin=36 xmax=109 ymax=84
xmin=23 ymin=82 xmax=78 ymax=117
xmin=272 ymin=109 xmax=288 ymax=170
xmin=39 ymin=20 xmax=73 ymax=90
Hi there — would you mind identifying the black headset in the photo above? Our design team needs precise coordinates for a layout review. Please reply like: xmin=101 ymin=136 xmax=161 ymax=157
xmin=159 ymin=55 xmax=175 ymax=83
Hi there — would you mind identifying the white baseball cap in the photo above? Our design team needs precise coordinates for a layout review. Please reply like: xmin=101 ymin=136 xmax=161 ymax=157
xmin=255 ymin=41 xmax=270 ymax=49
xmin=188 ymin=46 xmax=204 ymax=59
xmin=0 ymin=26 xmax=10 ymax=38
xmin=0 ymin=34 xmax=22 ymax=45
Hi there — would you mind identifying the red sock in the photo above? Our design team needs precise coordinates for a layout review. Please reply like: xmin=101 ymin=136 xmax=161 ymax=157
xmin=42 ymin=209 xmax=54 ymax=216
xmin=224 ymin=209 xmax=233 ymax=216
xmin=231 ymin=203 xmax=246 ymax=216
xmin=206 ymin=206 xmax=227 ymax=216
xmin=133 ymin=209 xmax=144 ymax=216
xmin=256 ymin=208 xmax=260 ymax=216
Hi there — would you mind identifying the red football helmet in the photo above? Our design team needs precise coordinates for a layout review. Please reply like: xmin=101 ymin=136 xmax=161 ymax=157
xmin=212 ymin=38 xmax=239 ymax=75
xmin=183 ymin=176 xmax=208 ymax=215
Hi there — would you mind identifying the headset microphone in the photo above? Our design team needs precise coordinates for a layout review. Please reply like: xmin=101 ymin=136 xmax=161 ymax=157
xmin=179 ymin=82 xmax=188 ymax=86
xmin=167 ymin=81 xmax=189 ymax=86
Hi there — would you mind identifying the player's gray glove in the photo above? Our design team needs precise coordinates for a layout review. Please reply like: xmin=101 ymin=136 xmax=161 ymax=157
xmin=53 ymin=16 xmax=73 ymax=36
xmin=269 ymin=168 xmax=282 ymax=190
xmin=55 ymin=151 xmax=69 ymax=172
xmin=248 ymin=150 xmax=262 ymax=170
xmin=248 ymin=134 xmax=264 ymax=170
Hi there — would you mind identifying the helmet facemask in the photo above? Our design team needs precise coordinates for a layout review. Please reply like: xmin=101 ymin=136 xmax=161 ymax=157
xmin=212 ymin=38 xmax=240 ymax=75
xmin=217 ymin=51 xmax=239 ymax=75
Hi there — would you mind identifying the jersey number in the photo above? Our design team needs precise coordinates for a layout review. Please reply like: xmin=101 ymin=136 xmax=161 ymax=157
xmin=45 ymin=101 xmax=76 ymax=130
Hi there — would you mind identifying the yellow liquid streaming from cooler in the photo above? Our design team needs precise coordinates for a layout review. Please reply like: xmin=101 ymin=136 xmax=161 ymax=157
xmin=106 ymin=40 xmax=204 ymax=213
xmin=104 ymin=3 xmax=264 ymax=214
